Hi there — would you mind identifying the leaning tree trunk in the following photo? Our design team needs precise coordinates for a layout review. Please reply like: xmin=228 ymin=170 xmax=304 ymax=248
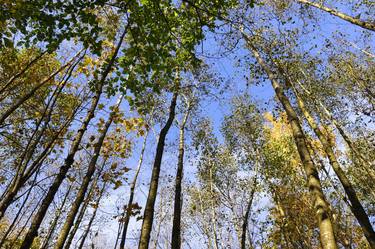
xmin=63 ymin=168 xmax=103 ymax=249
xmin=138 ymin=91 xmax=178 ymax=249
xmin=39 ymin=185 xmax=72 ymax=249
xmin=54 ymin=96 xmax=122 ymax=249
xmin=0 ymin=59 xmax=80 ymax=221
xmin=288 ymin=81 xmax=375 ymax=248
xmin=0 ymin=105 xmax=79 ymax=221
xmin=295 ymin=78 xmax=375 ymax=181
xmin=119 ymin=131 xmax=148 ymax=249
xmin=296 ymin=0 xmax=375 ymax=31
xmin=0 ymin=167 xmax=42 ymax=248
xmin=242 ymin=33 xmax=338 ymax=249
xmin=18 ymin=25 xmax=128 ymax=249
xmin=241 ymin=171 xmax=258 ymax=249
xmin=77 ymin=182 xmax=106 ymax=249
xmin=171 ymin=102 xmax=191 ymax=249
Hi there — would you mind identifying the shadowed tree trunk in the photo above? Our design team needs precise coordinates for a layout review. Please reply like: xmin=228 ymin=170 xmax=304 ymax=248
xmin=63 ymin=165 xmax=104 ymax=249
xmin=19 ymin=25 xmax=129 ymax=249
xmin=77 ymin=182 xmax=107 ymax=249
xmin=40 ymin=185 xmax=72 ymax=249
xmin=241 ymin=174 xmax=257 ymax=249
xmin=0 ymin=55 xmax=82 ymax=220
xmin=119 ymin=131 xmax=148 ymax=249
xmin=54 ymin=96 xmax=122 ymax=249
xmin=0 ymin=167 xmax=43 ymax=248
xmin=171 ymin=101 xmax=191 ymax=249
xmin=242 ymin=32 xmax=338 ymax=249
xmin=138 ymin=91 xmax=178 ymax=249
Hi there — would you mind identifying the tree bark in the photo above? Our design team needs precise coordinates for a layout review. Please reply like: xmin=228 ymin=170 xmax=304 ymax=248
xmin=54 ymin=96 xmax=122 ymax=249
xmin=241 ymin=176 xmax=257 ymax=249
xmin=39 ymin=185 xmax=72 ymax=249
xmin=297 ymin=0 xmax=375 ymax=31
xmin=77 ymin=182 xmax=107 ymax=249
xmin=242 ymin=33 xmax=338 ymax=249
xmin=119 ymin=131 xmax=148 ymax=249
xmin=63 ymin=170 xmax=102 ymax=249
xmin=289 ymin=81 xmax=375 ymax=248
xmin=18 ymin=24 xmax=128 ymax=249
xmin=171 ymin=102 xmax=191 ymax=249
xmin=138 ymin=91 xmax=178 ymax=249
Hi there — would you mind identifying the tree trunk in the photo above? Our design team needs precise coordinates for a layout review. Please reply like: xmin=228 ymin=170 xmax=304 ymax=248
xmin=289 ymin=82 xmax=375 ymax=248
xmin=77 ymin=182 xmax=106 ymax=249
xmin=0 ymin=59 xmax=80 ymax=220
xmin=39 ymin=185 xmax=72 ymax=249
xmin=138 ymin=91 xmax=178 ymax=249
xmin=0 ymin=167 xmax=42 ymax=248
xmin=54 ymin=96 xmax=122 ymax=249
xmin=242 ymin=33 xmax=338 ymax=249
xmin=295 ymin=78 xmax=375 ymax=181
xmin=171 ymin=103 xmax=191 ymax=249
xmin=0 ymin=111 xmax=77 ymax=221
xmin=297 ymin=0 xmax=375 ymax=31
xmin=18 ymin=24 xmax=128 ymax=249
xmin=119 ymin=132 xmax=148 ymax=249
xmin=241 ymin=176 xmax=257 ymax=249
xmin=63 ymin=171 xmax=102 ymax=249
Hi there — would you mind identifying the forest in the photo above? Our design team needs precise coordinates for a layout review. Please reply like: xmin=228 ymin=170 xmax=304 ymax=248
xmin=0 ymin=0 xmax=374 ymax=248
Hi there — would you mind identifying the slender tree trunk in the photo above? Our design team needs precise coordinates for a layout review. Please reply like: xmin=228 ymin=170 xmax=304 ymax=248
xmin=289 ymin=82 xmax=375 ymax=248
xmin=40 ymin=185 xmax=72 ymax=249
xmin=171 ymin=103 xmax=191 ymax=249
xmin=0 ymin=50 xmax=82 ymax=126
xmin=19 ymin=86 xmax=102 ymax=249
xmin=198 ymin=191 xmax=213 ymax=249
xmin=295 ymin=78 xmax=375 ymax=180
xmin=114 ymin=222 xmax=123 ymax=249
xmin=0 ymin=103 xmax=80 ymax=221
xmin=119 ymin=132 xmax=148 ymax=249
xmin=209 ymin=167 xmax=220 ymax=249
xmin=0 ymin=167 xmax=42 ymax=248
xmin=18 ymin=25 xmax=128 ymax=249
xmin=54 ymin=96 xmax=122 ymax=249
xmin=63 ymin=171 xmax=102 ymax=249
xmin=77 ymin=182 xmax=107 ymax=249
xmin=138 ymin=91 xmax=178 ymax=249
xmin=0 ymin=58 xmax=81 ymax=220
xmin=242 ymin=33 xmax=338 ymax=249
xmin=241 ymin=176 xmax=257 ymax=249
xmin=296 ymin=0 xmax=375 ymax=31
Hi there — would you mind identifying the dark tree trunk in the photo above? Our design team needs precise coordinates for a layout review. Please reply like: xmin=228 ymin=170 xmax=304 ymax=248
xmin=54 ymin=97 xmax=121 ymax=249
xmin=19 ymin=24 xmax=128 ymax=249
xmin=171 ymin=103 xmax=191 ymax=249
xmin=138 ymin=91 xmax=178 ymax=249
xmin=119 ymin=132 xmax=148 ymax=249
